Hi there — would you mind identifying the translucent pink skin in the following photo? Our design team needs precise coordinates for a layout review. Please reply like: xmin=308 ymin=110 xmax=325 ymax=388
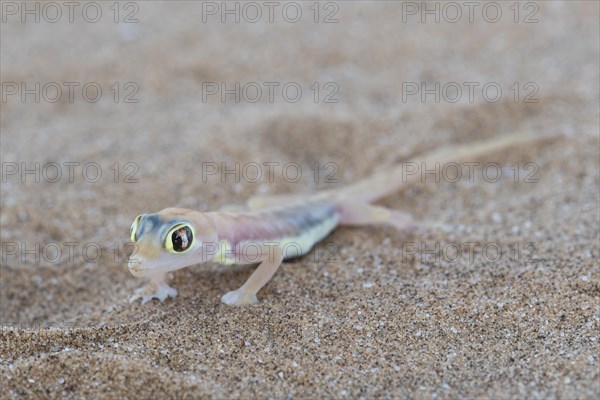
xmin=204 ymin=201 xmax=339 ymax=260
xmin=128 ymin=132 xmax=541 ymax=305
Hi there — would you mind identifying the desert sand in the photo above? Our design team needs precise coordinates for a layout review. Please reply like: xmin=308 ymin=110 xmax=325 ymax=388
xmin=1 ymin=1 xmax=598 ymax=399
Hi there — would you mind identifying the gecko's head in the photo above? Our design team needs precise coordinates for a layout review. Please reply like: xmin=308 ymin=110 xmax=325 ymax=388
xmin=127 ymin=208 xmax=217 ymax=277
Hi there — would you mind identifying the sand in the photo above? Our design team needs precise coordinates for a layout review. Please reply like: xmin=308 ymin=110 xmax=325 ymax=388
xmin=1 ymin=1 xmax=599 ymax=399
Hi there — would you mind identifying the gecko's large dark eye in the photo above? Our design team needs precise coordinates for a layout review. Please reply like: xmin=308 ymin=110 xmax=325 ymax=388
xmin=165 ymin=224 xmax=194 ymax=253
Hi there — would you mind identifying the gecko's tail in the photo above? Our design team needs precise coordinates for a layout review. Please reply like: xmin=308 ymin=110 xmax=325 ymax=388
xmin=331 ymin=132 xmax=553 ymax=204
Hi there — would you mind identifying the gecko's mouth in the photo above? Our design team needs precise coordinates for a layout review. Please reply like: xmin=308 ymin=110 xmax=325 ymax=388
xmin=128 ymin=257 xmax=164 ymax=277
xmin=127 ymin=256 xmax=193 ymax=277
xmin=127 ymin=258 xmax=150 ymax=277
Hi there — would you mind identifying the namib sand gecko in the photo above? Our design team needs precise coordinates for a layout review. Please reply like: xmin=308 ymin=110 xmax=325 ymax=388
xmin=128 ymin=133 xmax=537 ymax=306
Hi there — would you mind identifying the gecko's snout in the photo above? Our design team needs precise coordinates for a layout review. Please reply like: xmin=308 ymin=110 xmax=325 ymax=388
xmin=127 ymin=257 xmax=145 ymax=277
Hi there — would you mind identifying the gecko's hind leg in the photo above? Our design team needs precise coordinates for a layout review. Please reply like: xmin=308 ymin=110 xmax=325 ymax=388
xmin=223 ymin=193 xmax=308 ymax=212
xmin=221 ymin=245 xmax=284 ymax=306
xmin=218 ymin=203 xmax=248 ymax=212
xmin=338 ymin=202 xmax=417 ymax=232
xmin=247 ymin=193 xmax=309 ymax=210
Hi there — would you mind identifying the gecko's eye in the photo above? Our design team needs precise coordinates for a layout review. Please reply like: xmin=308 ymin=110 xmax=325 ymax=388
xmin=165 ymin=224 xmax=194 ymax=254
xmin=130 ymin=214 xmax=143 ymax=242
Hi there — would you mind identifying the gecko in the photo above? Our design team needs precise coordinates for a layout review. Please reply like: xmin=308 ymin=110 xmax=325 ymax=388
xmin=128 ymin=133 xmax=539 ymax=306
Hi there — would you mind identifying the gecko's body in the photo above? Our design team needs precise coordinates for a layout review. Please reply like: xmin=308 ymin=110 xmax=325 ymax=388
xmin=208 ymin=201 xmax=340 ymax=263
xmin=129 ymin=133 xmax=540 ymax=306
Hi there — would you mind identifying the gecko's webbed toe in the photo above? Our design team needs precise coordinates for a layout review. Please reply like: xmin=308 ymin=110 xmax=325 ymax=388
xmin=221 ymin=289 xmax=259 ymax=306
xmin=129 ymin=282 xmax=178 ymax=304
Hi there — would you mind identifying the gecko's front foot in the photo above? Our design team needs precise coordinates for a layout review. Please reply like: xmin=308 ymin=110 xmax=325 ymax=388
xmin=130 ymin=280 xmax=178 ymax=305
xmin=221 ymin=289 xmax=259 ymax=306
